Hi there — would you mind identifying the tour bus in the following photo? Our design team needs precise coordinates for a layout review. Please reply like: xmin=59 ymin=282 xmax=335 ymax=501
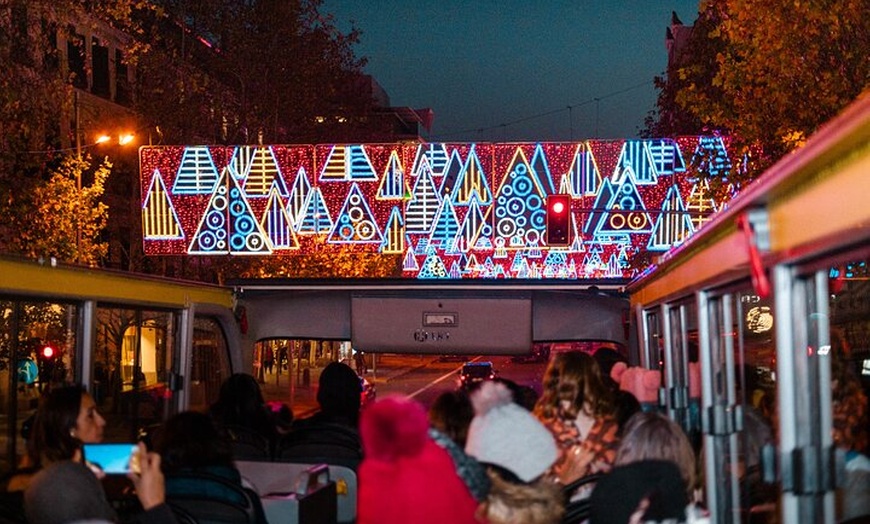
xmin=628 ymin=94 xmax=870 ymax=524
xmin=1 ymin=133 xmax=693 ymax=520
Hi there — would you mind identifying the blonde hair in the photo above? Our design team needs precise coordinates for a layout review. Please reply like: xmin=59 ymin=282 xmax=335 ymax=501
xmin=482 ymin=470 xmax=565 ymax=524
xmin=615 ymin=412 xmax=697 ymax=491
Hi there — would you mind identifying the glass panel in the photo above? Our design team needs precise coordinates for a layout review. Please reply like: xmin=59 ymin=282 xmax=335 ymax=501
xmin=93 ymin=306 xmax=175 ymax=441
xmin=828 ymin=260 xmax=870 ymax=521
xmin=736 ymin=291 xmax=778 ymax=521
xmin=0 ymin=299 xmax=77 ymax=476
xmin=188 ymin=317 xmax=232 ymax=413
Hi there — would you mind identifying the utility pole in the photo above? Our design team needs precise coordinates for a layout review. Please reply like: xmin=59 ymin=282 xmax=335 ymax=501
xmin=74 ymin=90 xmax=82 ymax=264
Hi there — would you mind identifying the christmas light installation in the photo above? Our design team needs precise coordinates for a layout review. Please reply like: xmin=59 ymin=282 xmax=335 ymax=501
xmin=140 ymin=138 xmax=730 ymax=279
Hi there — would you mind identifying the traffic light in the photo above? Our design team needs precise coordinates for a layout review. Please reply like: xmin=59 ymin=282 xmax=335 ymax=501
xmin=40 ymin=345 xmax=55 ymax=360
xmin=546 ymin=194 xmax=571 ymax=246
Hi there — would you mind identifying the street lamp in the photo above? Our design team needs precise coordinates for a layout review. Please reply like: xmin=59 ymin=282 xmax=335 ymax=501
xmin=72 ymin=90 xmax=136 ymax=264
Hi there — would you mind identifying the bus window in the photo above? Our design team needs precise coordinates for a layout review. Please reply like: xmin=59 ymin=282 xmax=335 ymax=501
xmin=93 ymin=306 xmax=176 ymax=441
xmin=0 ymin=298 xmax=78 ymax=474
xmin=188 ymin=316 xmax=232 ymax=412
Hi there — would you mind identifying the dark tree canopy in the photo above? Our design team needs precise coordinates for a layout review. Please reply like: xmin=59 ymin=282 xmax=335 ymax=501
xmin=646 ymin=0 xmax=870 ymax=185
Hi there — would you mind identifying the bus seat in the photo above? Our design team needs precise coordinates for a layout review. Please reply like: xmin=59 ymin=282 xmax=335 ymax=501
xmin=165 ymin=471 xmax=266 ymax=524
xmin=224 ymin=425 xmax=272 ymax=461
xmin=275 ymin=424 xmax=362 ymax=470
xmin=236 ymin=461 xmax=357 ymax=524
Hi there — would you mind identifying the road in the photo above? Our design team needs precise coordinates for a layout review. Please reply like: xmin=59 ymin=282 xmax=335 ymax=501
xmin=375 ymin=355 xmax=550 ymax=409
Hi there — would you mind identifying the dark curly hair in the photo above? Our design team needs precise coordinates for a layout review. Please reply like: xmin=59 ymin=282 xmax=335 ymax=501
xmin=533 ymin=351 xmax=615 ymax=421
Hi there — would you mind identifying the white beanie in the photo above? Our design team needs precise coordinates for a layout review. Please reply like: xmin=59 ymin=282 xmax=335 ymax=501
xmin=465 ymin=381 xmax=558 ymax=482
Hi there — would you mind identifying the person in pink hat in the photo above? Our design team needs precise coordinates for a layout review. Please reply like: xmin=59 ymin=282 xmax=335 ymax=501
xmin=357 ymin=395 xmax=481 ymax=524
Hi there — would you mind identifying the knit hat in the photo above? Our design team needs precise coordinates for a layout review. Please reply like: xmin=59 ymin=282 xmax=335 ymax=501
xmin=465 ymin=381 xmax=558 ymax=483
xmin=24 ymin=461 xmax=117 ymax=524
xmin=357 ymin=396 xmax=479 ymax=524
xmin=589 ymin=460 xmax=688 ymax=524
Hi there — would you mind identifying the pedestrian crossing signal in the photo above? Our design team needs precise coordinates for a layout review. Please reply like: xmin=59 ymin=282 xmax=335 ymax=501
xmin=546 ymin=194 xmax=571 ymax=246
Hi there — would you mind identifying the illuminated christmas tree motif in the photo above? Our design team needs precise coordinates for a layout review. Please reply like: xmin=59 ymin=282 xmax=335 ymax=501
xmin=613 ymin=141 xmax=658 ymax=185
xmin=287 ymin=167 xmax=311 ymax=226
xmin=646 ymin=139 xmax=686 ymax=176
xmin=606 ymin=254 xmax=621 ymax=277
xmin=296 ymin=187 xmax=333 ymax=235
xmin=439 ymin=149 xmax=463 ymax=198
xmin=564 ymin=143 xmax=601 ymax=197
xmin=243 ymin=146 xmax=288 ymax=197
xmin=452 ymin=146 xmax=492 ymax=206
xmin=692 ymin=136 xmax=732 ymax=178
xmin=228 ymin=146 xmax=254 ymax=180
xmin=260 ymin=184 xmax=299 ymax=250
xmin=418 ymin=253 xmax=449 ymax=278
xmin=173 ymin=146 xmax=219 ymax=194
xmin=488 ymin=147 xmax=548 ymax=250
xmin=189 ymin=167 xmax=271 ymax=255
xmin=584 ymin=178 xmax=615 ymax=236
xmin=142 ymin=169 xmax=183 ymax=239
xmin=465 ymin=253 xmax=480 ymax=273
xmin=327 ymin=183 xmax=384 ymax=244
xmin=381 ymin=207 xmax=405 ymax=254
xmin=686 ymin=177 xmax=718 ymax=230
xmin=583 ymin=245 xmax=605 ymax=276
xmin=377 ymin=150 xmax=406 ymax=199
xmin=589 ymin=168 xmax=652 ymax=240
xmin=405 ymin=156 xmax=442 ymax=233
xmin=412 ymin=143 xmax=449 ymax=178
xmin=402 ymin=244 xmax=419 ymax=271
xmin=319 ymin=145 xmax=377 ymax=181
xmin=544 ymin=250 xmax=568 ymax=273
xmin=530 ymin=144 xmax=556 ymax=195
xmin=648 ymin=185 xmax=693 ymax=251
xmin=448 ymin=261 xmax=463 ymax=278
xmin=570 ymin=213 xmax=585 ymax=253
xmin=429 ymin=198 xmax=460 ymax=249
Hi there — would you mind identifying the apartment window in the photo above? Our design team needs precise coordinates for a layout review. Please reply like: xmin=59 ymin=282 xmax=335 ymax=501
xmin=67 ymin=29 xmax=86 ymax=89
xmin=92 ymin=37 xmax=110 ymax=98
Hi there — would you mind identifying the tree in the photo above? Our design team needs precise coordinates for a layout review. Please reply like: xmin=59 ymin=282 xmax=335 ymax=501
xmin=142 ymin=0 xmax=373 ymax=145
xmin=648 ymin=0 xmax=870 ymax=185
xmin=12 ymin=154 xmax=110 ymax=266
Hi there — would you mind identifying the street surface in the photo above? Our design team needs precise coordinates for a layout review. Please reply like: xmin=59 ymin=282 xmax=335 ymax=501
xmin=261 ymin=354 xmax=550 ymax=418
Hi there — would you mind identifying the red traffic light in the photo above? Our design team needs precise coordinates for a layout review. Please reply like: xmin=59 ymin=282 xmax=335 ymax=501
xmin=546 ymin=194 xmax=572 ymax=246
xmin=41 ymin=346 xmax=54 ymax=359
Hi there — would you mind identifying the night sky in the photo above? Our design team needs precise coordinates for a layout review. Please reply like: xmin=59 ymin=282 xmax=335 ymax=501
xmin=322 ymin=0 xmax=701 ymax=142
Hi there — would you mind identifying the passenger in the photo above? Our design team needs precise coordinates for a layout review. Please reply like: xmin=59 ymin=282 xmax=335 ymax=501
xmin=600 ymin=362 xmax=641 ymax=434
xmin=428 ymin=389 xmax=491 ymax=502
xmin=357 ymin=395 xmax=479 ymax=524
xmin=831 ymin=344 xmax=870 ymax=521
xmin=739 ymin=407 xmax=777 ymax=515
xmin=208 ymin=373 xmax=278 ymax=449
xmin=534 ymin=351 xmax=620 ymax=485
xmin=24 ymin=443 xmax=177 ymax=524
xmin=278 ymin=362 xmax=362 ymax=468
xmin=588 ymin=460 xmax=700 ymax=524
xmin=615 ymin=412 xmax=698 ymax=499
xmin=5 ymin=385 xmax=105 ymax=492
xmin=154 ymin=411 xmax=249 ymax=506
xmin=466 ymin=381 xmax=564 ymax=524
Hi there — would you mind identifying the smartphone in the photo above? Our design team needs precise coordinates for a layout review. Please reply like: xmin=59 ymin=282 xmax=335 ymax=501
xmin=83 ymin=443 xmax=139 ymax=475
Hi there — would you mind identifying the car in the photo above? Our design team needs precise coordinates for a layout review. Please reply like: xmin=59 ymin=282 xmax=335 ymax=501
xmin=459 ymin=361 xmax=497 ymax=389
